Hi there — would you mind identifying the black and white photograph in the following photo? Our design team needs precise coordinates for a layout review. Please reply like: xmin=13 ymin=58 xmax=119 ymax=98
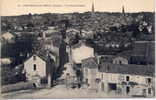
xmin=0 ymin=0 xmax=155 ymax=99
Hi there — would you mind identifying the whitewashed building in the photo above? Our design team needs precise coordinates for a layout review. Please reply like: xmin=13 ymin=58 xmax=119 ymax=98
xmin=71 ymin=40 xmax=94 ymax=64
xmin=97 ymin=63 xmax=155 ymax=97
xmin=24 ymin=54 xmax=55 ymax=87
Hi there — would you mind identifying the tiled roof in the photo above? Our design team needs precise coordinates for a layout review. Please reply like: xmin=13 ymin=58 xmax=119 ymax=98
xmin=82 ymin=57 xmax=98 ymax=68
xmin=132 ymin=41 xmax=154 ymax=57
xmin=37 ymin=50 xmax=57 ymax=62
xmin=131 ymin=41 xmax=155 ymax=64
xmin=99 ymin=55 xmax=115 ymax=63
xmin=115 ymin=50 xmax=132 ymax=61
xmin=24 ymin=49 xmax=57 ymax=63
xmin=99 ymin=62 xmax=154 ymax=76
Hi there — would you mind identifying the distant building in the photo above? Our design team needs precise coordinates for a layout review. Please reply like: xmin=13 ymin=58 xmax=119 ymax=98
xmin=42 ymin=26 xmax=59 ymax=39
xmin=1 ymin=32 xmax=15 ymax=43
xmin=113 ymin=56 xmax=129 ymax=65
xmin=81 ymin=29 xmax=94 ymax=39
xmin=0 ymin=58 xmax=12 ymax=65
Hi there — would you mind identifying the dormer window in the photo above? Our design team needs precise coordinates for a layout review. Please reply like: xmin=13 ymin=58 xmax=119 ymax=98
xmin=33 ymin=56 xmax=36 ymax=60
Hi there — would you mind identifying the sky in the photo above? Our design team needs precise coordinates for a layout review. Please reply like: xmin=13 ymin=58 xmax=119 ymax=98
xmin=1 ymin=0 xmax=155 ymax=16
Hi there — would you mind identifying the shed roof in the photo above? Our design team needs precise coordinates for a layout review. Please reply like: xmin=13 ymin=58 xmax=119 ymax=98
xmin=82 ymin=57 xmax=98 ymax=68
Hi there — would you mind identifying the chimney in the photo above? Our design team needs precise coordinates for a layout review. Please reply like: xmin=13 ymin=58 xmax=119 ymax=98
xmin=42 ymin=32 xmax=46 ymax=39
xmin=48 ymin=73 xmax=52 ymax=88
xmin=27 ymin=53 xmax=30 ymax=58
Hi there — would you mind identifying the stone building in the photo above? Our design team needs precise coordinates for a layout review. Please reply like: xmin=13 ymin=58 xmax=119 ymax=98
xmin=97 ymin=63 xmax=155 ymax=97
xmin=82 ymin=57 xmax=98 ymax=91
xmin=82 ymin=57 xmax=155 ymax=97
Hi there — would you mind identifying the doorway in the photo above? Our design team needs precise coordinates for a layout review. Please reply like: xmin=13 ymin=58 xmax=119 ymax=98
xmin=126 ymin=86 xmax=130 ymax=94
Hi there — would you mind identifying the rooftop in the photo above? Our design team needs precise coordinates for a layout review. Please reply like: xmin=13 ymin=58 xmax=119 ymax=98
xmin=82 ymin=57 xmax=98 ymax=68
xmin=99 ymin=62 xmax=155 ymax=76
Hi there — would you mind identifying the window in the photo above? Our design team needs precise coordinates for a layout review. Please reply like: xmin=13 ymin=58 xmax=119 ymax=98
xmin=148 ymin=88 xmax=152 ymax=94
xmin=143 ymin=89 xmax=146 ymax=96
xmin=86 ymin=79 xmax=88 ymax=84
xmin=101 ymin=74 xmax=104 ymax=79
xmin=33 ymin=64 xmax=36 ymax=71
xmin=66 ymin=73 xmax=70 ymax=76
xmin=101 ymin=82 xmax=104 ymax=91
xmin=85 ymin=68 xmax=88 ymax=76
xmin=119 ymin=61 xmax=122 ymax=64
xmin=146 ymin=78 xmax=152 ymax=84
xmin=33 ymin=56 xmax=36 ymax=60
xmin=126 ymin=76 xmax=130 ymax=81
xmin=106 ymin=65 xmax=110 ymax=71
xmin=108 ymin=83 xmax=117 ymax=91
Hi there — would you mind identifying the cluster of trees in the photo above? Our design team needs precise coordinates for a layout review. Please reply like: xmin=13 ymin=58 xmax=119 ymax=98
xmin=1 ymin=33 xmax=41 ymax=85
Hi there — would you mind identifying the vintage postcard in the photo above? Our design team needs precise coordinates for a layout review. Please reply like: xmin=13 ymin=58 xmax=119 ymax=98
xmin=0 ymin=0 xmax=155 ymax=99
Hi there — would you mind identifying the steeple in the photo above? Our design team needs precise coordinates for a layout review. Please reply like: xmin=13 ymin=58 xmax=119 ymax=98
xmin=92 ymin=2 xmax=94 ymax=13
xmin=122 ymin=5 xmax=125 ymax=16
xmin=91 ymin=1 xmax=95 ymax=17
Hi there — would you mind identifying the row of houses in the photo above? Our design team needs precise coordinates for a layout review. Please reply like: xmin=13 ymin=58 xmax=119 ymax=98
xmin=63 ymin=39 xmax=155 ymax=97
xmin=82 ymin=57 xmax=154 ymax=97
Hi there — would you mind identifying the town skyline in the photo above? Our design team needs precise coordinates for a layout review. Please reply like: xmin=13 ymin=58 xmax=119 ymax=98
xmin=1 ymin=0 xmax=155 ymax=16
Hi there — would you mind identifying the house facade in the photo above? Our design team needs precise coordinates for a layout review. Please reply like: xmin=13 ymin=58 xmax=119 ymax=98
xmin=71 ymin=40 xmax=94 ymax=64
xmin=97 ymin=72 xmax=155 ymax=97
xmin=82 ymin=57 xmax=155 ymax=97
xmin=24 ymin=54 xmax=55 ymax=87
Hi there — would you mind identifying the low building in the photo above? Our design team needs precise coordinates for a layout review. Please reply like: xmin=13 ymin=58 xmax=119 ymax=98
xmin=113 ymin=56 xmax=129 ymax=64
xmin=1 ymin=32 xmax=15 ymax=43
